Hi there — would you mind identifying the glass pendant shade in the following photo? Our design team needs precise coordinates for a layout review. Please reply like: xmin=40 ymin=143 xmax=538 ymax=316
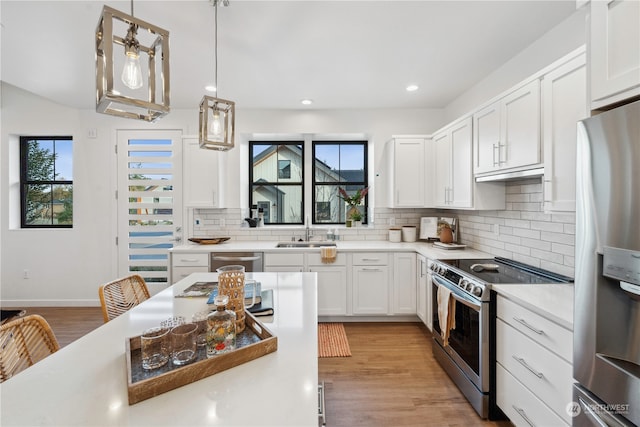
xmin=199 ymin=95 xmax=235 ymax=151
xmin=96 ymin=5 xmax=170 ymax=122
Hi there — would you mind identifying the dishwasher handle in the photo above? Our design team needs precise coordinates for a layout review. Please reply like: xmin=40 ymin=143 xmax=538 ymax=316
xmin=211 ymin=255 xmax=262 ymax=262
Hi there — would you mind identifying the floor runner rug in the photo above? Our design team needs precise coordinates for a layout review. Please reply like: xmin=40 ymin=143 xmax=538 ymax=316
xmin=318 ymin=323 xmax=352 ymax=357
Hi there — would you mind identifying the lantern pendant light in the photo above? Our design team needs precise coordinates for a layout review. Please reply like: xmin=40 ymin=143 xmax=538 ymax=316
xmin=199 ymin=0 xmax=235 ymax=151
xmin=96 ymin=1 xmax=170 ymax=122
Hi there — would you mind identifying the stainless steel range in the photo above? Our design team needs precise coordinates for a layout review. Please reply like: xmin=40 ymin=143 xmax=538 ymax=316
xmin=429 ymin=256 xmax=572 ymax=419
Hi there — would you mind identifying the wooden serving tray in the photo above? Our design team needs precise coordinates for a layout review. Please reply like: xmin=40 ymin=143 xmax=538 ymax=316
xmin=188 ymin=237 xmax=230 ymax=245
xmin=125 ymin=311 xmax=277 ymax=405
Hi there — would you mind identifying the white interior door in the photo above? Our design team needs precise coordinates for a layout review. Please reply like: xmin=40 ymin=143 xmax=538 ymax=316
xmin=117 ymin=130 xmax=182 ymax=293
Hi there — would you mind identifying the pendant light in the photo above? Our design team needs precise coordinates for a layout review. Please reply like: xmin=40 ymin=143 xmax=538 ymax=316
xmin=199 ymin=0 xmax=235 ymax=151
xmin=96 ymin=1 xmax=170 ymax=122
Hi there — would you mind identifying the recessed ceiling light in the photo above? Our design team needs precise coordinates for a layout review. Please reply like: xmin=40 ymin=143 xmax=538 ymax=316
xmin=406 ymin=84 xmax=419 ymax=92
xmin=205 ymin=85 xmax=217 ymax=92
xmin=301 ymin=99 xmax=313 ymax=105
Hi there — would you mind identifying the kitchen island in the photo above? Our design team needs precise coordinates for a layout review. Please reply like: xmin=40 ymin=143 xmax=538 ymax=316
xmin=0 ymin=272 xmax=319 ymax=426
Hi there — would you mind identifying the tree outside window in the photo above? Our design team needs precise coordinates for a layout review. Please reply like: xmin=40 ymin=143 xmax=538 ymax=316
xmin=20 ymin=136 xmax=73 ymax=228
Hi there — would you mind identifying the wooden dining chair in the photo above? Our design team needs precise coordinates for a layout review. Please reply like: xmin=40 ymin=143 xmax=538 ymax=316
xmin=0 ymin=314 xmax=60 ymax=382
xmin=98 ymin=274 xmax=151 ymax=323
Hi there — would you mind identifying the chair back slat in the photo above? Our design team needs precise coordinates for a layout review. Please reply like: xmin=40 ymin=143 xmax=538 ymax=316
xmin=0 ymin=314 xmax=59 ymax=382
xmin=98 ymin=274 xmax=150 ymax=322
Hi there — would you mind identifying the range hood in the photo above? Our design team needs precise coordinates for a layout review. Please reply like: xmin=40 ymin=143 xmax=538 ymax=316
xmin=475 ymin=167 xmax=544 ymax=182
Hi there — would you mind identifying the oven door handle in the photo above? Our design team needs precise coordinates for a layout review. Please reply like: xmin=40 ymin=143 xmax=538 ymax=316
xmin=431 ymin=275 xmax=482 ymax=312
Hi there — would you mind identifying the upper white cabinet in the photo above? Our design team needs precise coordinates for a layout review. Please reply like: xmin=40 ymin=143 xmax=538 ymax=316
xmin=589 ymin=0 xmax=640 ymax=110
xmin=432 ymin=117 xmax=505 ymax=210
xmin=385 ymin=136 xmax=429 ymax=207
xmin=473 ymin=80 xmax=541 ymax=176
xmin=433 ymin=117 xmax=473 ymax=207
xmin=542 ymin=51 xmax=588 ymax=212
xmin=183 ymin=138 xmax=225 ymax=208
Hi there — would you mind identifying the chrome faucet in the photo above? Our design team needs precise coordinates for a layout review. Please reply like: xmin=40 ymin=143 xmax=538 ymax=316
xmin=305 ymin=224 xmax=311 ymax=241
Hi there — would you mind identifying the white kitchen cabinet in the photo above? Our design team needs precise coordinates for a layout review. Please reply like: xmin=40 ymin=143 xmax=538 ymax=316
xmin=264 ymin=252 xmax=304 ymax=272
xmin=473 ymin=80 xmax=541 ymax=176
xmin=432 ymin=117 xmax=505 ymax=210
xmin=416 ymin=255 xmax=432 ymax=330
xmin=385 ymin=136 xmax=430 ymax=207
xmin=496 ymin=294 xmax=573 ymax=425
xmin=183 ymin=137 xmax=224 ymax=208
xmin=308 ymin=253 xmax=348 ymax=316
xmin=542 ymin=50 xmax=588 ymax=212
xmin=590 ymin=0 xmax=640 ymax=110
xmin=170 ymin=252 xmax=210 ymax=284
xmin=392 ymin=252 xmax=416 ymax=315
xmin=352 ymin=253 xmax=390 ymax=315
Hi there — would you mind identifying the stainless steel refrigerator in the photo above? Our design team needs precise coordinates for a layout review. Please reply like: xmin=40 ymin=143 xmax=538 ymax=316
xmin=574 ymin=99 xmax=640 ymax=426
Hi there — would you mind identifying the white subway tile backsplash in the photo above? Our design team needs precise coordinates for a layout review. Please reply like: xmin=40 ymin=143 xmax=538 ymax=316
xmin=192 ymin=178 xmax=575 ymax=277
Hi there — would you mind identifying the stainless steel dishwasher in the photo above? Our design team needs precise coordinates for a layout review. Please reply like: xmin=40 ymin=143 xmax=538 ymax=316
xmin=210 ymin=252 xmax=264 ymax=272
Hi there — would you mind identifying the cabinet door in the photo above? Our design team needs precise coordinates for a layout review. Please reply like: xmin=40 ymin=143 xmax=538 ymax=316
xmin=392 ymin=253 xmax=416 ymax=314
xmin=450 ymin=117 xmax=473 ymax=208
xmin=501 ymin=80 xmax=541 ymax=169
xmin=393 ymin=138 xmax=425 ymax=207
xmin=543 ymin=54 xmax=587 ymax=212
xmin=311 ymin=266 xmax=348 ymax=316
xmin=433 ymin=131 xmax=451 ymax=207
xmin=590 ymin=0 xmax=640 ymax=108
xmin=473 ymin=102 xmax=501 ymax=174
xmin=416 ymin=255 xmax=428 ymax=324
xmin=352 ymin=266 xmax=389 ymax=315
xmin=183 ymin=138 xmax=223 ymax=208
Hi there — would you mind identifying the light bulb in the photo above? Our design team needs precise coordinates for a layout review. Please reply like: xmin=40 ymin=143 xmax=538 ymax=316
xmin=121 ymin=24 xmax=143 ymax=90
xmin=121 ymin=52 xmax=143 ymax=89
xmin=209 ymin=109 xmax=226 ymax=141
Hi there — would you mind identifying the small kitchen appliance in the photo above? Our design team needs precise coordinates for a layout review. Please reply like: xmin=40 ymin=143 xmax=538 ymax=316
xmin=429 ymin=256 xmax=572 ymax=419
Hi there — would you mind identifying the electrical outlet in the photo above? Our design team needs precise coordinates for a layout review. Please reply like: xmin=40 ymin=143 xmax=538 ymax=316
xmin=493 ymin=223 xmax=500 ymax=237
xmin=389 ymin=217 xmax=396 ymax=226
xmin=219 ymin=218 xmax=226 ymax=227
xmin=23 ymin=269 xmax=29 ymax=279
xmin=195 ymin=218 xmax=201 ymax=226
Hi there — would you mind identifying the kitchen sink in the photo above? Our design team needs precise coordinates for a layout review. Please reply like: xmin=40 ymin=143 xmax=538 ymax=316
xmin=276 ymin=241 xmax=337 ymax=248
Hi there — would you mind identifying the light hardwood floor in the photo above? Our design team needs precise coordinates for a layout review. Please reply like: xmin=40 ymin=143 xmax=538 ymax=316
xmin=8 ymin=307 xmax=511 ymax=426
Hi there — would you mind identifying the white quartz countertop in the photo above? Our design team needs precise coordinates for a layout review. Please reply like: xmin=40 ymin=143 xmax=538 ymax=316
xmin=492 ymin=283 xmax=574 ymax=330
xmin=0 ymin=272 xmax=319 ymax=426
xmin=171 ymin=240 xmax=493 ymax=260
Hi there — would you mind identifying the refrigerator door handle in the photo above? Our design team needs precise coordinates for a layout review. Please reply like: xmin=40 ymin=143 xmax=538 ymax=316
xmin=578 ymin=397 xmax=608 ymax=427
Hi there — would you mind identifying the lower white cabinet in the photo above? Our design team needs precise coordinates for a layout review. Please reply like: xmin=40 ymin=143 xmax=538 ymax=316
xmin=264 ymin=253 xmax=304 ymax=272
xmin=392 ymin=252 xmax=416 ymax=314
xmin=308 ymin=253 xmax=348 ymax=316
xmin=495 ymin=294 xmax=573 ymax=425
xmin=351 ymin=253 xmax=390 ymax=315
xmin=416 ymin=255 xmax=431 ymax=330
xmin=170 ymin=252 xmax=209 ymax=284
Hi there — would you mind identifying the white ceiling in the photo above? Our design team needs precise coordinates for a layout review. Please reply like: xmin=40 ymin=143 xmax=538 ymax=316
xmin=0 ymin=0 xmax=577 ymax=110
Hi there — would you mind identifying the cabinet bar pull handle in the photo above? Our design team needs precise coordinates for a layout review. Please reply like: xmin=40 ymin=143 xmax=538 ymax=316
xmin=513 ymin=317 xmax=544 ymax=335
xmin=512 ymin=405 xmax=536 ymax=427
xmin=180 ymin=258 xmax=201 ymax=263
xmin=578 ymin=397 xmax=608 ymax=427
xmin=362 ymin=268 xmax=382 ymax=272
xmin=493 ymin=143 xmax=499 ymax=166
xmin=512 ymin=355 xmax=544 ymax=378
xmin=361 ymin=258 xmax=380 ymax=262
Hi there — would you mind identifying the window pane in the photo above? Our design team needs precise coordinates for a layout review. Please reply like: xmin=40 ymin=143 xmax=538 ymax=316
xmin=55 ymin=139 xmax=73 ymax=180
xmin=252 ymin=143 xmax=302 ymax=183
xmin=314 ymin=143 xmax=365 ymax=182
xmin=252 ymin=184 xmax=302 ymax=224
xmin=24 ymin=184 xmax=52 ymax=225
xmin=340 ymin=144 xmax=365 ymax=182
xmin=26 ymin=139 xmax=55 ymax=181
xmin=315 ymin=185 xmax=343 ymax=223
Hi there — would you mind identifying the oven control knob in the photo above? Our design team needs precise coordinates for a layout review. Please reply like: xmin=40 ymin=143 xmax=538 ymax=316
xmin=471 ymin=286 xmax=483 ymax=297
xmin=460 ymin=279 xmax=469 ymax=290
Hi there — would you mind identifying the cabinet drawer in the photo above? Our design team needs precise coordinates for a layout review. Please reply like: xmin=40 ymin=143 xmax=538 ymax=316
xmin=497 ymin=295 xmax=572 ymax=362
xmin=496 ymin=363 xmax=569 ymax=427
xmin=496 ymin=319 xmax=573 ymax=424
xmin=172 ymin=266 xmax=209 ymax=282
xmin=172 ymin=253 xmax=209 ymax=267
xmin=264 ymin=253 xmax=305 ymax=267
xmin=307 ymin=252 xmax=346 ymax=266
xmin=352 ymin=253 xmax=389 ymax=265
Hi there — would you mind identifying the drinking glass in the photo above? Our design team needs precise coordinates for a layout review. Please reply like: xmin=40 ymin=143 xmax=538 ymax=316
xmin=170 ymin=323 xmax=198 ymax=366
xmin=141 ymin=326 xmax=170 ymax=370
xmin=217 ymin=265 xmax=256 ymax=333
